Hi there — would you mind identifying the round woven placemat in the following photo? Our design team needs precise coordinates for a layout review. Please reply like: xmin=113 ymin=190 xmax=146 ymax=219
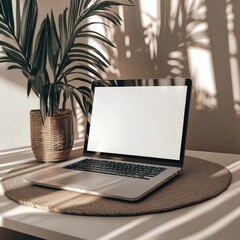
xmin=1 ymin=156 xmax=231 ymax=216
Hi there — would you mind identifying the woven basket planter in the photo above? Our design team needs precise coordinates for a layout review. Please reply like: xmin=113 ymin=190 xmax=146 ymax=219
xmin=30 ymin=109 xmax=74 ymax=162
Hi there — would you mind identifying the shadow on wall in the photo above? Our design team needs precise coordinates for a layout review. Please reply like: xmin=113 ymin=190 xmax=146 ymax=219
xmin=103 ymin=0 xmax=240 ymax=154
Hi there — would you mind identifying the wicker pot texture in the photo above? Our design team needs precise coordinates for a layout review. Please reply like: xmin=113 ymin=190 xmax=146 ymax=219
xmin=30 ymin=109 xmax=74 ymax=162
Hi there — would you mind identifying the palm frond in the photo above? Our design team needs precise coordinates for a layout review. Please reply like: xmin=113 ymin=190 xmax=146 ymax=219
xmin=0 ymin=0 xmax=134 ymax=120
xmin=47 ymin=10 xmax=60 ymax=77
xmin=68 ymin=77 xmax=93 ymax=84
xmin=0 ymin=56 xmax=12 ymax=63
xmin=2 ymin=47 xmax=29 ymax=70
xmin=51 ymin=0 xmax=133 ymax=117
xmin=7 ymin=65 xmax=23 ymax=70
xmin=68 ymin=0 xmax=80 ymax=35
xmin=69 ymin=48 xmax=108 ymax=67
xmin=16 ymin=0 xmax=21 ymax=40
xmin=0 ymin=40 xmax=23 ymax=55
xmin=88 ymin=11 xmax=122 ymax=25
xmin=58 ymin=7 xmax=68 ymax=60
xmin=72 ymin=88 xmax=87 ymax=116
xmin=32 ymin=18 xmax=48 ymax=73
xmin=77 ymin=30 xmax=116 ymax=47
xmin=48 ymin=83 xmax=59 ymax=116
xmin=20 ymin=0 xmax=38 ymax=61
xmin=62 ymin=85 xmax=70 ymax=111
xmin=69 ymin=87 xmax=77 ymax=117
xmin=78 ymin=86 xmax=91 ymax=99
xmin=54 ymin=0 xmax=133 ymax=82
xmin=72 ymin=42 xmax=110 ymax=64
xmin=0 ymin=0 xmax=37 ymax=73
xmin=27 ymin=75 xmax=35 ymax=97
xmin=0 ymin=22 xmax=12 ymax=38
xmin=63 ymin=53 xmax=107 ymax=71
xmin=0 ymin=0 xmax=14 ymax=33
xmin=65 ymin=64 xmax=103 ymax=79
xmin=73 ymin=21 xmax=110 ymax=38
xmin=0 ymin=26 xmax=12 ymax=38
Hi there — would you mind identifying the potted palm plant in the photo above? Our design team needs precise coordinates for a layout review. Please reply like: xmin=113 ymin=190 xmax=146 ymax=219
xmin=0 ymin=0 xmax=133 ymax=162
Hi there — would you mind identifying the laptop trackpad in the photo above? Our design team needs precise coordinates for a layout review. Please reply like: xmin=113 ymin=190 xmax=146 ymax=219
xmin=58 ymin=172 xmax=123 ymax=192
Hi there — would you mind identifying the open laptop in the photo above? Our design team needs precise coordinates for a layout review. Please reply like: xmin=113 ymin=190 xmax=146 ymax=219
xmin=27 ymin=78 xmax=192 ymax=201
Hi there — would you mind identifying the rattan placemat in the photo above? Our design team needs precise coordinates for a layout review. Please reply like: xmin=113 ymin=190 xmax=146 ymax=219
xmin=1 ymin=156 xmax=231 ymax=216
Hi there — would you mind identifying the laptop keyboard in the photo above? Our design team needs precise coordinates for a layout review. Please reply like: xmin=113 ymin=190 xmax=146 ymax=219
xmin=64 ymin=159 xmax=166 ymax=180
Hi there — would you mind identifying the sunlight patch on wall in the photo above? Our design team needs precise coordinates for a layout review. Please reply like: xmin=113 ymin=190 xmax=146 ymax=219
xmin=76 ymin=106 xmax=85 ymax=139
xmin=119 ymin=6 xmax=125 ymax=33
xmin=184 ymin=0 xmax=217 ymax=111
xmin=139 ymin=0 xmax=158 ymax=59
xmin=88 ymin=0 xmax=239 ymax=116
xmin=170 ymin=0 xmax=183 ymax=28
xmin=188 ymin=47 xmax=217 ymax=110
xmin=88 ymin=15 xmax=120 ymax=78
xmin=226 ymin=1 xmax=240 ymax=115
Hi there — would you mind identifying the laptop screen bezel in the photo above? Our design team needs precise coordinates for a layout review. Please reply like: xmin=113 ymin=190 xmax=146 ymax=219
xmin=83 ymin=79 xmax=192 ymax=168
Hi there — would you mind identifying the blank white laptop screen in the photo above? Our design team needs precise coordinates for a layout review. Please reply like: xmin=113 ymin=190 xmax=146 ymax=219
xmin=87 ymin=86 xmax=187 ymax=160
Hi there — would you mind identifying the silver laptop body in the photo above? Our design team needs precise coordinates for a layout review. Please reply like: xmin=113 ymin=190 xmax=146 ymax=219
xmin=27 ymin=78 xmax=192 ymax=201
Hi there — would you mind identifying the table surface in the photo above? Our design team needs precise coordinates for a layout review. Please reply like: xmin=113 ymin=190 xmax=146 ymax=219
xmin=0 ymin=143 xmax=240 ymax=240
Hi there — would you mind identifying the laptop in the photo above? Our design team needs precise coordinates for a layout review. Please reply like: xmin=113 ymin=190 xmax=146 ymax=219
xmin=27 ymin=78 xmax=192 ymax=201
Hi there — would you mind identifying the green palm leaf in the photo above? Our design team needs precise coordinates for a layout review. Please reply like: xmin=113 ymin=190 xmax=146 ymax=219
xmin=68 ymin=0 xmax=80 ymax=35
xmin=63 ymin=53 xmax=107 ymax=71
xmin=54 ymin=0 xmax=133 ymax=84
xmin=69 ymin=49 xmax=108 ymax=67
xmin=7 ymin=65 xmax=23 ymax=70
xmin=0 ymin=0 xmax=40 ymax=75
xmin=72 ymin=88 xmax=87 ymax=116
xmin=68 ymin=77 xmax=93 ymax=84
xmin=58 ymin=7 xmax=68 ymax=60
xmin=0 ymin=56 xmax=12 ymax=63
xmin=0 ymin=22 xmax=12 ymax=36
xmin=65 ymin=64 xmax=103 ymax=79
xmin=20 ymin=0 xmax=38 ymax=61
xmin=32 ymin=18 xmax=48 ymax=73
xmin=0 ymin=0 xmax=14 ymax=33
xmin=2 ymin=48 xmax=29 ymax=70
xmin=40 ymin=83 xmax=50 ymax=123
xmin=47 ymin=10 xmax=60 ymax=77
xmin=78 ymin=86 xmax=91 ymax=99
xmin=88 ymin=11 xmax=122 ymax=25
xmin=16 ymin=0 xmax=21 ymax=40
xmin=27 ymin=75 xmax=35 ymax=97
xmin=0 ymin=40 xmax=23 ymax=54
xmin=69 ymin=88 xmax=77 ymax=117
xmin=77 ymin=30 xmax=116 ymax=47
xmin=72 ymin=43 xmax=110 ymax=64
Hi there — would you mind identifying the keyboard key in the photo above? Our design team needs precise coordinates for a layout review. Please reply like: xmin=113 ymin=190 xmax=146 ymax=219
xmin=64 ymin=159 xmax=166 ymax=180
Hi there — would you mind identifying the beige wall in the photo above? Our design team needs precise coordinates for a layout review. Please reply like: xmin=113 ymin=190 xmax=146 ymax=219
xmin=1 ymin=0 xmax=240 ymax=154
xmin=104 ymin=0 xmax=240 ymax=154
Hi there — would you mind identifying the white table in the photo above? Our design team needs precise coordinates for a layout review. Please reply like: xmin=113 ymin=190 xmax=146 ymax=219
xmin=1 ymin=143 xmax=240 ymax=240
